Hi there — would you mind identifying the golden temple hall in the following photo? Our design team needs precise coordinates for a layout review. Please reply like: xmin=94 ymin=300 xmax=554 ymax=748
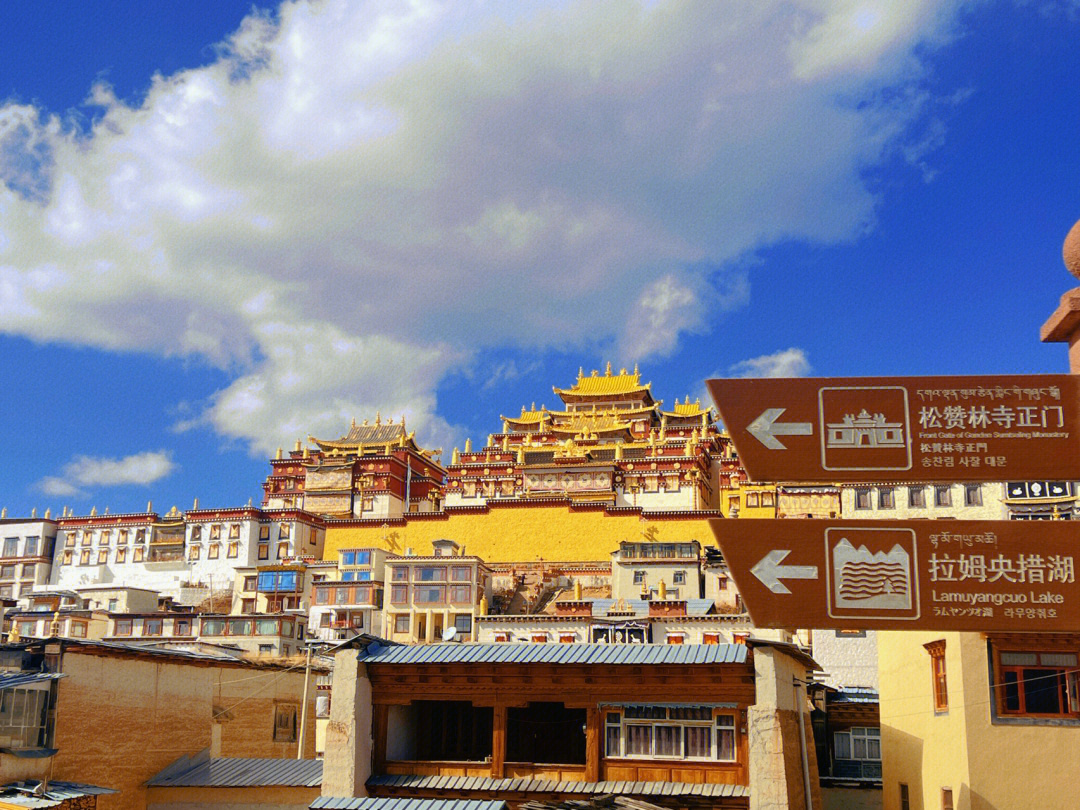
xmin=261 ymin=365 xmax=747 ymax=520
xmin=445 ymin=363 xmax=743 ymax=511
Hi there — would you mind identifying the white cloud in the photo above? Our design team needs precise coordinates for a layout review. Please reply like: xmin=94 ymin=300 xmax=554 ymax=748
xmin=0 ymin=0 xmax=970 ymax=451
xmin=730 ymin=347 xmax=811 ymax=379
xmin=37 ymin=451 xmax=177 ymax=498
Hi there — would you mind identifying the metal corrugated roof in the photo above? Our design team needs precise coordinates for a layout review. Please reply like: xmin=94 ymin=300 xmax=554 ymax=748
xmin=0 ymin=782 xmax=116 ymax=808
xmin=147 ymin=756 xmax=322 ymax=787
xmin=0 ymin=672 xmax=65 ymax=690
xmin=313 ymin=798 xmax=507 ymax=810
xmin=359 ymin=642 xmax=747 ymax=666
xmin=366 ymin=774 xmax=749 ymax=799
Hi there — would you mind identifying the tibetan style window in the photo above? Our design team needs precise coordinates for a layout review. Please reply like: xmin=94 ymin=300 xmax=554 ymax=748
xmin=935 ymin=486 xmax=952 ymax=507
xmin=69 ymin=622 xmax=87 ymax=638
xmin=415 ymin=566 xmax=446 ymax=582
xmin=454 ymin=614 xmax=472 ymax=633
xmin=666 ymin=633 xmax=685 ymax=645
xmin=451 ymin=565 xmax=471 ymax=582
xmin=745 ymin=492 xmax=759 ymax=508
xmin=633 ymin=570 xmax=646 ymax=585
xmin=276 ymin=542 xmax=290 ymax=559
xmin=926 ymin=641 xmax=948 ymax=712
xmin=965 ymin=484 xmax=983 ymax=507
xmin=450 ymin=585 xmax=471 ymax=603
xmin=201 ymin=619 xmax=226 ymax=635
xmin=114 ymin=619 xmax=132 ymax=636
xmin=391 ymin=567 xmax=408 ymax=582
xmin=259 ymin=526 xmax=270 ymax=540
xmin=81 ymin=532 xmax=92 ymax=547
xmin=909 ymin=486 xmax=926 ymax=508
xmin=96 ymin=549 xmax=108 ymax=565
xmin=191 ymin=526 xmax=202 ymax=541
xmin=174 ymin=619 xmax=191 ymax=636
xmin=315 ymin=587 xmax=329 ymax=605
xmin=995 ymin=649 xmax=1080 ymax=718
xmin=133 ymin=547 xmax=145 ymax=562
xmin=227 ymin=542 xmax=239 ymax=558
xmin=673 ymin=571 xmax=686 ymax=585
xmin=210 ymin=524 xmax=221 ymax=540
xmin=390 ymin=585 xmax=408 ymax=604
xmin=99 ymin=530 xmax=110 ymax=545
xmin=604 ymin=707 xmax=736 ymax=762
xmin=559 ymin=632 xmax=575 ymax=643
xmin=136 ymin=528 xmax=146 ymax=542
xmin=115 ymin=547 xmax=127 ymax=564
xmin=415 ymin=585 xmax=445 ymax=604
xmin=188 ymin=546 xmax=200 ymax=561
xmin=278 ymin=523 xmax=291 ymax=539
xmin=703 ymin=632 xmax=721 ymax=645
xmin=229 ymin=523 xmax=240 ymax=539
xmin=854 ymin=488 xmax=871 ymax=510
xmin=79 ymin=550 xmax=91 ymax=566
xmin=208 ymin=543 xmax=220 ymax=559
xmin=393 ymin=614 xmax=409 ymax=633
xmin=878 ymin=487 xmax=895 ymax=509
xmin=143 ymin=619 xmax=163 ymax=636
xmin=258 ymin=544 xmax=269 ymax=561
xmin=273 ymin=704 xmax=298 ymax=742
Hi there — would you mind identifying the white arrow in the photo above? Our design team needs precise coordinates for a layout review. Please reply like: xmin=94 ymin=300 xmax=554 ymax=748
xmin=751 ymin=549 xmax=819 ymax=594
xmin=746 ymin=407 xmax=813 ymax=450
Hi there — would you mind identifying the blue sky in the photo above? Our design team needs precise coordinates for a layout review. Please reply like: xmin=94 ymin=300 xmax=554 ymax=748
xmin=1 ymin=1 xmax=1079 ymax=516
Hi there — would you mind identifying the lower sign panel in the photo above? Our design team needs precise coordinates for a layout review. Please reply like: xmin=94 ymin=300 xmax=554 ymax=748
xmin=711 ymin=519 xmax=1080 ymax=632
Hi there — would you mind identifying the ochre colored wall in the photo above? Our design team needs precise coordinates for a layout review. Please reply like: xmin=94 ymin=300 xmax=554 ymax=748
xmin=48 ymin=650 xmax=317 ymax=810
xmin=879 ymin=630 xmax=971 ymax=810
xmin=324 ymin=503 xmax=720 ymax=563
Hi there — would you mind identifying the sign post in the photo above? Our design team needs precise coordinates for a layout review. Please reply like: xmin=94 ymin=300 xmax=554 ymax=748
xmin=708 ymin=374 xmax=1080 ymax=483
xmin=712 ymin=518 xmax=1080 ymax=632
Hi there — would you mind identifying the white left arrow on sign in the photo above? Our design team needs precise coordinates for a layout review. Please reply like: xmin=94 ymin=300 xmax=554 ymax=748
xmin=746 ymin=408 xmax=813 ymax=450
xmin=751 ymin=549 xmax=819 ymax=594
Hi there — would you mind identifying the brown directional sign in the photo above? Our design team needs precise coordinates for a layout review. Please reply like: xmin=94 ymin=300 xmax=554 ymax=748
xmin=707 ymin=374 xmax=1080 ymax=483
xmin=711 ymin=518 xmax=1080 ymax=632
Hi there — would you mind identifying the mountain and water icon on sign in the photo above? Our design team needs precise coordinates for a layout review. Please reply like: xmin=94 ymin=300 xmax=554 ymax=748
xmin=832 ymin=538 xmax=913 ymax=611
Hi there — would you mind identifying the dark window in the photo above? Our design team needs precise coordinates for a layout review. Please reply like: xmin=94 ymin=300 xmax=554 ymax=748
xmin=909 ymin=487 xmax=925 ymax=508
xmin=507 ymin=702 xmax=586 ymax=765
xmin=412 ymin=701 xmax=492 ymax=761
xmin=964 ymin=484 xmax=983 ymax=507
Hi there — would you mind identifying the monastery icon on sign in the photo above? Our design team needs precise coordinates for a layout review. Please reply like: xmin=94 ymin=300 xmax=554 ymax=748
xmin=826 ymin=410 xmax=905 ymax=449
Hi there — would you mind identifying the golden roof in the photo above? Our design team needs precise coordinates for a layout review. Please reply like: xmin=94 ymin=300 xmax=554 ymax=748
xmin=660 ymin=396 xmax=714 ymax=420
xmin=554 ymin=362 xmax=652 ymax=399
xmin=502 ymin=404 xmax=549 ymax=426
xmin=310 ymin=415 xmax=419 ymax=452
xmin=549 ymin=413 xmax=634 ymax=436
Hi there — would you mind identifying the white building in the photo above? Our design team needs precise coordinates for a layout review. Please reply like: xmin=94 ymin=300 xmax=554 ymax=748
xmin=50 ymin=505 xmax=325 ymax=604
xmin=0 ymin=515 xmax=58 ymax=602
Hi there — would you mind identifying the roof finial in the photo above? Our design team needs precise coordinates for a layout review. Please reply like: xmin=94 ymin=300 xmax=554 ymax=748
xmin=192 ymin=497 xmax=199 ymax=510
xmin=30 ymin=507 xmax=37 ymax=518
xmin=531 ymin=402 xmax=536 ymax=411
xmin=376 ymin=411 xmax=381 ymax=426
xmin=295 ymin=438 xmax=302 ymax=452
xmin=633 ymin=362 xmax=639 ymax=376
xmin=90 ymin=506 xmax=97 ymax=516
xmin=620 ymin=367 xmax=627 ymax=376
xmin=247 ymin=496 xmax=253 ymax=506
xmin=351 ymin=417 xmax=357 ymax=429
xmin=147 ymin=501 xmax=152 ymax=513
xmin=578 ymin=366 xmax=584 ymax=379
xmin=465 ymin=437 xmax=472 ymax=453
xmin=276 ymin=447 xmax=283 ymax=460
xmin=1 ymin=507 xmax=6 ymax=519
xmin=605 ymin=361 xmax=612 ymax=376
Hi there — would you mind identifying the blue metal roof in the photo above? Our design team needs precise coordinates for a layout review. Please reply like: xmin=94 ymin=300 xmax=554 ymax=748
xmin=366 ymin=774 xmax=749 ymax=799
xmin=0 ymin=672 xmax=64 ymax=690
xmin=0 ymin=782 xmax=115 ymax=808
xmin=313 ymin=799 xmax=507 ymax=810
xmin=147 ymin=755 xmax=322 ymax=787
xmin=359 ymin=642 xmax=747 ymax=666
xmin=831 ymin=687 xmax=880 ymax=704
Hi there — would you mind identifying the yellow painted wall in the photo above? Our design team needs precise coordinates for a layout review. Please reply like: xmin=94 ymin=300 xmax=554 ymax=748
xmin=719 ymin=484 xmax=777 ymax=520
xmin=324 ymin=502 xmax=719 ymax=563
xmin=880 ymin=630 xmax=1080 ymax=810
xmin=879 ymin=630 xmax=972 ymax=810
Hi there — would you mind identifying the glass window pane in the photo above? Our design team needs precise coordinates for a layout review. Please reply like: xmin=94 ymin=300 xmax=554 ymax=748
xmin=685 ymin=726 xmax=711 ymax=758
xmin=1022 ymin=669 xmax=1064 ymax=714
xmin=1040 ymin=653 xmax=1078 ymax=667
xmin=625 ymin=725 xmax=652 ymax=756
xmin=1001 ymin=652 xmax=1038 ymax=666
xmin=606 ymin=725 xmax=621 ymax=756
xmin=834 ymin=732 xmax=851 ymax=759
xmin=1003 ymin=670 xmax=1021 ymax=711
xmin=655 ymin=725 xmax=681 ymax=757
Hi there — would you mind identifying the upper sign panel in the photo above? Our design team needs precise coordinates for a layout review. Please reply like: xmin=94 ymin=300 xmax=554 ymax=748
xmin=707 ymin=375 xmax=1080 ymax=483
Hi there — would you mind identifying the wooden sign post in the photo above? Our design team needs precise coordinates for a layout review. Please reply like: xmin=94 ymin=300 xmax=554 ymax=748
xmin=707 ymin=374 xmax=1080 ymax=483
xmin=712 ymin=518 xmax=1080 ymax=632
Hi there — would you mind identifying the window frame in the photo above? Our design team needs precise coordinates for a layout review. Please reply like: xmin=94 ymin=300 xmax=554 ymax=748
xmin=604 ymin=707 xmax=737 ymax=763
xmin=926 ymin=640 xmax=948 ymax=712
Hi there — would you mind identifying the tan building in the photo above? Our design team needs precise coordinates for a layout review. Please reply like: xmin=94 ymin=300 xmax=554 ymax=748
xmin=7 ymin=590 xmax=109 ymax=641
xmin=0 ymin=515 xmax=57 ymax=603
xmin=839 ymin=482 xmax=1005 ymax=520
xmin=383 ymin=540 xmax=492 ymax=644
xmin=0 ymin=637 xmax=322 ymax=810
xmin=879 ymin=629 xmax=1080 ymax=810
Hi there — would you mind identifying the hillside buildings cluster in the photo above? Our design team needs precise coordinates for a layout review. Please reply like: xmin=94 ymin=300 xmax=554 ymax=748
xmin=1 ymin=364 xmax=1075 ymax=810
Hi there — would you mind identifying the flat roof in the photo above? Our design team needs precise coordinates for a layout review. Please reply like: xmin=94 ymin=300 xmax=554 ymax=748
xmin=148 ymin=754 xmax=322 ymax=787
